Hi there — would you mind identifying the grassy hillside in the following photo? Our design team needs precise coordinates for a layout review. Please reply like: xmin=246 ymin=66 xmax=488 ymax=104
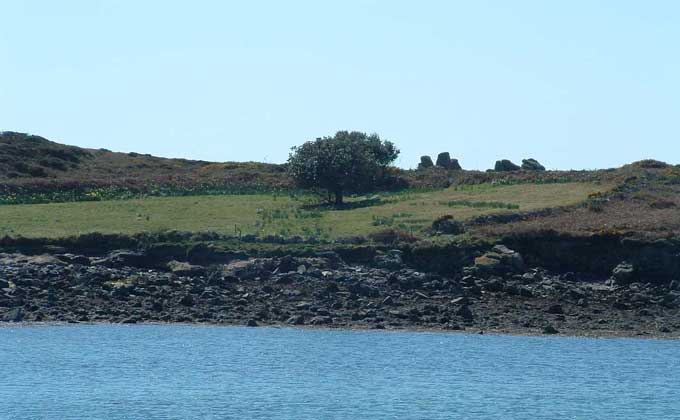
xmin=3 ymin=131 xmax=679 ymax=242
xmin=0 ymin=182 xmax=611 ymax=239
xmin=1 ymin=131 xmax=629 ymax=204
xmin=0 ymin=132 xmax=291 ymax=197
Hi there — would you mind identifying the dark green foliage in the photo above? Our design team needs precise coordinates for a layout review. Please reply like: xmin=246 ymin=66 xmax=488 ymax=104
xmin=287 ymin=131 xmax=399 ymax=204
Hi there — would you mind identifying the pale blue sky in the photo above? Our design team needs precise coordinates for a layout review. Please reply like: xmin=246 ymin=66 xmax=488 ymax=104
xmin=1 ymin=0 xmax=678 ymax=169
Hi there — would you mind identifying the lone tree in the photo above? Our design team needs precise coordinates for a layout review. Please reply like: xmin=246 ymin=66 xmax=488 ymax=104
xmin=287 ymin=131 xmax=399 ymax=205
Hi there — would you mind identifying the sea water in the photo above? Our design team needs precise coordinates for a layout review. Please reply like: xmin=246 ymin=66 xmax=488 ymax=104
xmin=1 ymin=325 xmax=678 ymax=419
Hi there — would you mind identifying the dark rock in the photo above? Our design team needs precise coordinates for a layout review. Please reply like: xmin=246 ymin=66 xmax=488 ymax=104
xmin=543 ymin=325 xmax=559 ymax=335
xmin=313 ymin=251 xmax=345 ymax=268
xmin=111 ymin=283 xmax=134 ymax=298
xmin=609 ymin=262 xmax=636 ymax=286
xmin=482 ymin=278 xmax=505 ymax=293
xmin=179 ymin=294 xmax=194 ymax=306
xmin=310 ymin=316 xmax=332 ymax=325
xmin=92 ymin=250 xmax=148 ymax=268
xmin=348 ymin=282 xmax=379 ymax=297
xmin=418 ymin=155 xmax=434 ymax=169
xmin=2 ymin=307 xmax=24 ymax=322
xmin=120 ymin=316 xmax=140 ymax=324
xmin=56 ymin=254 xmax=91 ymax=265
xmin=546 ymin=304 xmax=564 ymax=315
xmin=246 ymin=319 xmax=259 ymax=327
xmin=455 ymin=305 xmax=474 ymax=321
xmin=474 ymin=245 xmax=525 ymax=274
xmin=613 ymin=300 xmax=630 ymax=310
xmin=166 ymin=261 xmax=205 ymax=277
xmin=374 ymin=250 xmax=404 ymax=269
xmin=451 ymin=296 xmax=469 ymax=305
xmin=432 ymin=215 xmax=465 ymax=235
xmin=521 ymin=158 xmax=546 ymax=171
xmin=494 ymin=159 xmax=521 ymax=172
xmin=277 ymin=255 xmax=297 ymax=273
xmin=187 ymin=243 xmax=245 ymax=265
xmin=436 ymin=152 xmax=452 ymax=168
xmin=287 ymin=315 xmax=305 ymax=325
xmin=435 ymin=152 xmax=462 ymax=170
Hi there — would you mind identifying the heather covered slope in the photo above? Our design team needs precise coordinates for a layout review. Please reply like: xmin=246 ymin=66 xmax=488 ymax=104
xmin=0 ymin=131 xmax=290 ymax=194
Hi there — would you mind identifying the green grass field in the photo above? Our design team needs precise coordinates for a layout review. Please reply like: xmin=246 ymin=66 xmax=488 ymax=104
xmin=0 ymin=182 xmax=612 ymax=239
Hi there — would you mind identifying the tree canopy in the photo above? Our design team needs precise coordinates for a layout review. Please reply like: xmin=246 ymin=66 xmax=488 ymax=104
xmin=287 ymin=131 xmax=399 ymax=204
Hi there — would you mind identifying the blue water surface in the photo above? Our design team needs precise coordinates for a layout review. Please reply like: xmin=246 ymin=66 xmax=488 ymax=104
xmin=0 ymin=325 xmax=678 ymax=420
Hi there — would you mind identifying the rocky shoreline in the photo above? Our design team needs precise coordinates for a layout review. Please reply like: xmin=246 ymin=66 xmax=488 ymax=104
xmin=2 ymin=245 xmax=679 ymax=338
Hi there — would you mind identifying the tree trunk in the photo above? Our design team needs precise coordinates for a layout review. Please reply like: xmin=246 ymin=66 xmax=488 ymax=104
xmin=334 ymin=190 xmax=343 ymax=205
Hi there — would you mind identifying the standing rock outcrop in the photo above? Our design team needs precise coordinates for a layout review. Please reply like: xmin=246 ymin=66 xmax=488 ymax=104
xmin=435 ymin=152 xmax=462 ymax=170
xmin=494 ymin=160 xmax=521 ymax=172
xmin=521 ymin=158 xmax=546 ymax=171
xmin=418 ymin=155 xmax=434 ymax=169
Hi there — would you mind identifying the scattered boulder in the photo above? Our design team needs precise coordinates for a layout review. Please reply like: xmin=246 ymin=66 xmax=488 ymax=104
xmin=432 ymin=215 xmax=465 ymax=235
xmin=483 ymin=278 xmax=505 ymax=292
xmin=287 ymin=315 xmax=305 ymax=325
xmin=310 ymin=316 xmax=333 ymax=325
xmin=56 ymin=254 xmax=91 ymax=265
xmin=521 ymin=158 xmax=546 ymax=171
xmin=374 ymin=250 xmax=404 ymax=270
xmin=92 ymin=250 xmax=148 ymax=268
xmin=474 ymin=245 xmax=525 ymax=274
xmin=166 ymin=261 xmax=206 ymax=277
xmin=608 ymin=262 xmax=636 ymax=286
xmin=494 ymin=159 xmax=521 ymax=172
xmin=543 ymin=324 xmax=559 ymax=335
xmin=418 ymin=155 xmax=434 ymax=169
